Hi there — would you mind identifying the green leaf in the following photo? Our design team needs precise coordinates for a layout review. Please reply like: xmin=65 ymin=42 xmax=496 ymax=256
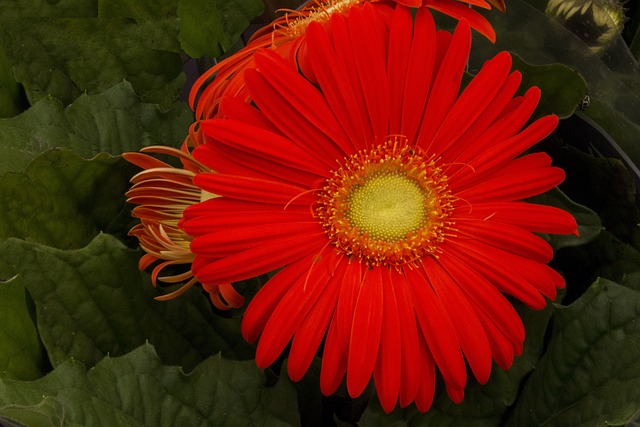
xmin=99 ymin=0 xmax=265 ymax=59
xmin=620 ymin=272 xmax=640 ymax=293
xmin=359 ymin=302 xmax=554 ymax=426
xmin=0 ymin=276 xmax=45 ymax=381
xmin=508 ymin=278 xmax=640 ymax=426
xmin=0 ymin=149 xmax=135 ymax=249
xmin=529 ymin=187 xmax=602 ymax=252
xmin=592 ymin=232 xmax=640 ymax=283
xmin=539 ymin=134 xmax=640 ymax=249
xmin=0 ymin=233 xmax=253 ymax=372
xmin=0 ymin=81 xmax=192 ymax=175
xmin=0 ymin=17 xmax=184 ymax=108
xmin=582 ymin=99 xmax=640 ymax=179
xmin=0 ymin=0 xmax=265 ymax=108
xmin=98 ymin=0 xmax=177 ymax=21
xmin=0 ymin=40 xmax=23 ymax=118
xmin=0 ymin=344 xmax=299 ymax=426
xmin=177 ymin=0 xmax=264 ymax=58
xmin=553 ymin=230 xmax=640 ymax=306
xmin=511 ymin=55 xmax=587 ymax=119
xmin=0 ymin=0 xmax=98 ymax=19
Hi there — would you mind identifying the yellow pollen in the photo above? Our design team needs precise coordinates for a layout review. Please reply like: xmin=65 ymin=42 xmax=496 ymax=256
xmin=349 ymin=173 xmax=426 ymax=241
xmin=316 ymin=138 xmax=453 ymax=267
xmin=282 ymin=0 xmax=360 ymax=37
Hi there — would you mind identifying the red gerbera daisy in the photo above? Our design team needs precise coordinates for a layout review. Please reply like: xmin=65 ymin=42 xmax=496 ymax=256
xmin=181 ymin=3 xmax=577 ymax=413
xmin=191 ymin=0 xmax=503 ymax=120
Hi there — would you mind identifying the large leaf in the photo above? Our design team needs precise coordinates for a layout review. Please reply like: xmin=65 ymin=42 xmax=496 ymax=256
xmin=582 ymin=100 xmax=640 ymax=181
xmin=177 ymin=0 xmax=264 ymax=58
xmin=98 ymin=0 xmax=177 ymax=20
xmin=0 ymin=40 xmax=23 ymax=118
xmin=0 ymin=0 xmax=265 ymax=109
xmin=0 ymin=344 xmax=299 ymax=426
xmin=0 ymin=0 xmax=97 ymax=19
xmin=0 ymin=276 xmax=45 ymax=381
xmin=620 ymin=272 xmax=640 ymax=293
xmin=544 ymin=127 xmax=640 ymax=248
xmin=0 ymin=233 xmax=253 ymax=373
xmin=0 ymin=81 xmax=192 ymax=175
xmin=99 ymin=0 xmax=264 ymax=58
xmin=511 ymin=55 xmax=587 ymax=119
xmin=0 ymin=149 xmax=135 ymax=249
xmin=553 ymin=230 xmax=640 ymax=306
xmin=508 ymin=278 xmax=640 ymax=426
xmin=0 ymin=17 xmax=183 ymax=108
xmin=358 ymin=302 xmax=554 ymax=425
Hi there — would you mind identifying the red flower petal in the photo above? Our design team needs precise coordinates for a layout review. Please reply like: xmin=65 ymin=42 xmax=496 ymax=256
xmin=406 ymin=267 xmax=467 ymax=391
xmin=393 ymin=272 xmax=423 ymax=407
xmin=192 ymin=232 xmax=326 ymax=284
xmin=181 ymin=197 xmax=309 ymax=226
xmin=347 ymin=267 xmax=384 ymax=397
xmin=328 ymin=13 xmax=376 ymax=146
xmin=335 ymin=262 xmax=363 ymax=353
xmin=373 ymin=269 xmax=402 ymax=412
xmin=387 ymin=5 xmax=414 ymax=135
xmin=244 ymin=67 xmax=343 ymax=167
xmin=400 ymin=7 xmax=437 ymax=142
xmin=242 ymin=258 xmax=314 ymax=343
xmin=422 ymin=257 xmax=493 ymax=384
xmin=452 ymin=114 xmax=560 ymax=189
xmin=201 ymin=119 xmax=330 ymax=179
xmin=190 ymin=221 xmax=322 ymax=257
xmin=446 ymin=384 xmax=465 ymax=404
xmin=192 ymin=173 xmax=314 ymax=206
xmin=469 ymin=201 xmax=579 ymax=235
xmin=306 ymin=22 xmax=368 ymax=151
xmin=425 ymin=0 xmax=496 ymax=42
xmin=457 ymin=154 xmax=566 ymax=203
xmin=431 ymin=52 xmax=513 ymax=156
xmin=414 ymin=335 xmax=437 ymax=412
xmin=255 ymin=251 xmax=337 ymax=369
xmin=251 ymin=49 xmax=352 ymax=155
xmin=288 ymin=257 xmax=344 ymax=381
xmin=449 ymin=87 xmax=544 ymax=171
xmin=478 ymin=310 xmax=518 ymax=369
xmin=418 ymin=20 xmax=471 ymax=149
xmin=348 ymin=4 xmax=391 ymax=144
xmin=443 ymin=240 xmax=551 ymax=309
xmin=320 ymin=308 xmax=348 ymax=395
xmin=218 ymin=96 xmax=280 ymax=133
xmin=453 ymin=217 xmax=554 ymax=263
xmin=183 ymin=207 xmax=310 ymax=232
xmin=441 ymin=70 xmax=523 ymax=164
xmin=438 ymin=253 xmax=526 ymax=346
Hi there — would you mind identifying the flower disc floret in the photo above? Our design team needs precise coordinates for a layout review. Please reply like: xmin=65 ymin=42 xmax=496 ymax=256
xmin=317 ymin=138 xmax=452 ymax=266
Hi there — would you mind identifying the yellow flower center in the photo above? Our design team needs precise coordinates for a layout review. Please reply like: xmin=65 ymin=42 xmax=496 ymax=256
xmin=283 ymin=0 xmax=360 ymax=37
xmin=317 ymin=138 xmax=453 ymax=267
xmin=349 ymin=173 xmax=426 ymax=241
